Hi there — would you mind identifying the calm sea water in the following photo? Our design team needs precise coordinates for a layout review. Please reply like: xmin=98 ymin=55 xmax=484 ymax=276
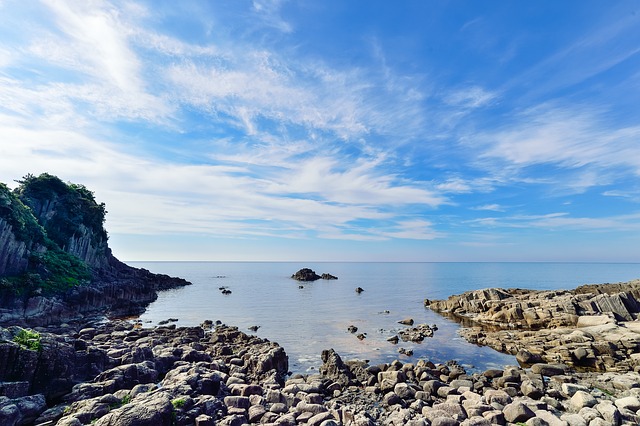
xmin=129 ymin=262 xmax=640 ymax=374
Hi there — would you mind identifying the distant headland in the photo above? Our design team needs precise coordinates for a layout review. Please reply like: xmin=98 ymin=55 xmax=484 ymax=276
xmin=0 ymin=173 xmax=190 ymax=326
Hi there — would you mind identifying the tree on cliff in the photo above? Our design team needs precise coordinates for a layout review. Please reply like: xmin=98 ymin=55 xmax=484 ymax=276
xmin=0 ymin=174 xmax=111 ymax=296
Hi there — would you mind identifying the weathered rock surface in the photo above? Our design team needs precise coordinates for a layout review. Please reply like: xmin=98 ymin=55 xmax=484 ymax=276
xmin=2 ymin=320 xmax=640 ymax=425
xmin=426 ymin=280 xmax=640 ymax=371
xmin=0 ymin=265 xmax=191 ymax=328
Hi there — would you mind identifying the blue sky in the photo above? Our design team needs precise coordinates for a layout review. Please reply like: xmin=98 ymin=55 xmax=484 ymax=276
xmin=1 ymin=1 xmax=640 ymax=262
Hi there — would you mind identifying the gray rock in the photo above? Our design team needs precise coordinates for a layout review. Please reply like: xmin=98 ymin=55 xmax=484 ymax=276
xmin=423 ymin=379 xmax=445 ymax=396
xmin=560 ymin=413 xmax=587 ymax=426
xmin=570 ymin=390 xmax=597 ymax=411
xmin=531 ymin=363 xmax=569 ymax=377
xmin=431 ymin=417 xmax=460 ymax=426
xmin=502 ymin=401 xmax=535 ymax=423
xmin=394 ymin=382 xmax=416 ymax=399
xmin=561 ymin=383 xmax=589 ymax=397
xmin=534 ymin=409 xmax=567 ymax=426
xmin=578 ymin=407 xmax=601 ymax=423
xmin=481 ymin=410 xmax=505 ymax=425
xmin=524 ymin=418 xmax=549 ymax=426
xmin=224 ymin=396 xmax=250 ymax=409
xmin=521 ymin=379 xmax=544 ymax=399
xmin=614 ymin=395 xmax=640 ymax=412
xmin=248 ymin=405 xmax=266 ymax=423
xmin=378 ymin=370 xmax=406 ymax=393
xmin=269 ymin=402 xmax=287 ymax=413
xmin=319 ymin=349 xmax=353 ymax=387
xmin=484 ymin=389 xmax=512 ymax=406
xmin=218 ymin=414 xmax=248 ymax=426
xmin=460 ymin=416 xmax=491 ymax=425
xmin=93 ymin=392 xmax=173 ymax=426
xmin=306 ymin=412 xmax=335 ymax=426
xmin=596 ymin=401 xmax=621 ymax=425
xmin=432 ymin=402 xmax=467 ymax=421
xmin=588 ymin=418 xmax=611 ymax=426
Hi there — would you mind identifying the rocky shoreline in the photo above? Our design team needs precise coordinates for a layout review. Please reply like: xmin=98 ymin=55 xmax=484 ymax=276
xmin=2 ymin=278 xmax=640 ymax=425
xmin=0 ymin=316 xmax=639 ymax=425
xmin=0 ymin=264 xmax=191 ymax=328
xmin=425 ymin=280 xmax=640 ymax=373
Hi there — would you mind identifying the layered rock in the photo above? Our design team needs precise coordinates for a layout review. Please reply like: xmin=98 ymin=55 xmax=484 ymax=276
xmin=0 ymin=218 xmax=36 ymax=277
xmin=426 ymin=280 xmax=640 ymax=372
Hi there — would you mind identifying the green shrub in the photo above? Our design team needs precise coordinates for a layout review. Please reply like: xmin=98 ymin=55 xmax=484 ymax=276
xmin=30 ymin=249 xmax=91 ymax=295
xmin=13 ymin=328 xmax=42 ymax=351
xmin=0 ymin=183 xmax=47 ymax=244
xmin=171 ymin=398 xmax=186 ymax=409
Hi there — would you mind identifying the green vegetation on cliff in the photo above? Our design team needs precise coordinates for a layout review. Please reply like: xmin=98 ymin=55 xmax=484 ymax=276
xmin=0 ymin=174 xmax=107 ymax=297
xmin=15 ymin=173 xmax=108 ymax=247
xmin=0 ymin=183 xmax=47 ymax=245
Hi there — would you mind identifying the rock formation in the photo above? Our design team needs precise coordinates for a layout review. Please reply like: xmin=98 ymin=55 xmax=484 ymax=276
xmin=291 ymin=269 xmax=338 ymax=281
xmin=291 ymin=268 xmax=321 ymax=281
xmin=426 ymin=280 xmax=640 ymax=372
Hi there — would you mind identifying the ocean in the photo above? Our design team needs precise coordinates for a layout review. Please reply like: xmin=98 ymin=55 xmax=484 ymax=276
xmin=129 ymin=262 xmax=640 ymax=374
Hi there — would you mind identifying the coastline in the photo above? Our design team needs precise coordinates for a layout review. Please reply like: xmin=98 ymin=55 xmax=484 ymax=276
xmin=1 ymin=278 xmax=640 ymax=425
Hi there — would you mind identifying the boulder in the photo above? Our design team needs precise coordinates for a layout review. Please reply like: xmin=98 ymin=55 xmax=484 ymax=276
xmin=502 ymin=401 xmax=535 ymax=423
xmin=319 ymin=349 xmax=354 ymax=387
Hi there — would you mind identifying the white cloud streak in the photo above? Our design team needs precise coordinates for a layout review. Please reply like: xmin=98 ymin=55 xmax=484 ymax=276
xmin=475 ymin=105 xmax=640 ymax=194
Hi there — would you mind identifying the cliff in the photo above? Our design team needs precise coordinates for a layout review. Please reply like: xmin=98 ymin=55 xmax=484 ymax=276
xmin=0 ymin=173 xmax=190 ymax=326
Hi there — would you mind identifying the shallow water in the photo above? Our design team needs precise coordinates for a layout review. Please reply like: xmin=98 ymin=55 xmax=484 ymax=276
xmin=130 ymin=262 xmax=640 ymax=374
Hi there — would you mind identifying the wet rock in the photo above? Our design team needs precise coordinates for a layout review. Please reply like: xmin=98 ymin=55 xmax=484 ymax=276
xmin=399 ymin=323 xmax=436 ymax=343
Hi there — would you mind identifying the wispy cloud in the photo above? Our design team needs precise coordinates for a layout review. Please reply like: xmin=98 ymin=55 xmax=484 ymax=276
xmin=0 ymin=111 xmax=444 ymax=241
xmin=467 ymin=211 xmax=640 ymax=233
xmin=444 ymin=86 xmax=497 ymax=109
xmin=472 ymin=204 xmax=504 ymax=212
xmin=252 ymin=0 xmax=293 ymax=33
xmin=475 ymin=105 xmax=640 ymax=193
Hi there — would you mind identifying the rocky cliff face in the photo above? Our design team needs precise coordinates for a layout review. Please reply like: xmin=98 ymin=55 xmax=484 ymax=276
xmin=0 ymin=174 xmax=190 ymax=326
xmin=0 ymin=219 xmax=31 ymax=277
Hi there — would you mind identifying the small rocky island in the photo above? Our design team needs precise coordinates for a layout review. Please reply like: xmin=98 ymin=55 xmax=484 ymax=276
xmin=291 ymin=268 xmax=338 ymax=281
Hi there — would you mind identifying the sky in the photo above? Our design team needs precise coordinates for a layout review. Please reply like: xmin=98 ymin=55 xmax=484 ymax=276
xmin=1 ymin=1 xmax=640 ymax=262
